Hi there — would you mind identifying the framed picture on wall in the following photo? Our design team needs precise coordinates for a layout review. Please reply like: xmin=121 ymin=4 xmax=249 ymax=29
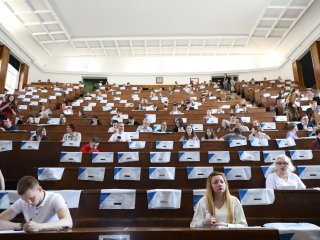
xmin=156 ymin=77 xmax=163 ymax=84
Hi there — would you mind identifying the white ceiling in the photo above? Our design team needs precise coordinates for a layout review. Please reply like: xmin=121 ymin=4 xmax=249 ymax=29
xmin=1 ymin=0 xmax=316 ymax=58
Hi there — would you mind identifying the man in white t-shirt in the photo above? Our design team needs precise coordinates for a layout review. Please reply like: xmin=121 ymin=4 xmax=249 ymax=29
xmin=108 ymin=122 xmax=131 ymax=142
xmin=0 ymin=176 xmax=72 ymax=232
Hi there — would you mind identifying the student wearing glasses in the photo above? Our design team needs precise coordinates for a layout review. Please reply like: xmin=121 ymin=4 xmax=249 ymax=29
xmin=265 ymin=155 xmax=306 ymax=190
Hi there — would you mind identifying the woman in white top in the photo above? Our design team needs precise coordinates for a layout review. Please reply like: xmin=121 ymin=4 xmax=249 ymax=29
xmin=190 ymin=171 xmax=247 ymax=228
xmin=266 ymin=155 xmax=306 ymax=190
xmin=180 ymin=125 xmax=199 ymax=141
xmin=136 ymin=118 xmax=153 ymax=132
xmin=61 ymin=123 xmax=82 ymax=143
xmin=248 ymin=126 xmax=270 ymax=140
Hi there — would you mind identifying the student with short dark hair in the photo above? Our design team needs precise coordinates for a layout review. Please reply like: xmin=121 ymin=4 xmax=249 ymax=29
xmin=0 ymin=176 xmax=72 ymax=231
xmin=80 ymin=137 xmax=100 ymax=153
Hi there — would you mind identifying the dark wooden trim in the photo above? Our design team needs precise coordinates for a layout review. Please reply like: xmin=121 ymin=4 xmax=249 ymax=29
xmin=292 ymin=60 xmax=304 ymax=87
xmin=0 ymin=45 xmax=10 ymax=92
xmin=310 ymin=41 xmax=320 ymax=89
xmin=18 ymin=63 xmax=29 ymax=89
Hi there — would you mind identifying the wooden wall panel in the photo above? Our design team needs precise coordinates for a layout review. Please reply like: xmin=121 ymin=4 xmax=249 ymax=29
xmin=310 ymin=41 xmax=320 ymax=89
xmin=292 ymin=60 xmax=304 ymax=87
xmin=18 ymin=63 xmax=29 ymax=89
xmin=0 ymin=45 xmax=10 ymax=92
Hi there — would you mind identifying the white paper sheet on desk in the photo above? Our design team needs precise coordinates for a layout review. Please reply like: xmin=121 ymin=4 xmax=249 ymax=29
xmin=145 ymin=114 xmax=156 ymax=123
xmin=100 ymin=189 xmax=136 ymax=209
xmin=119 ymin=99 xmax=127 ymax=104
xmin=151 ymin=96 xmax=158 ymax=100
xmin=289 ymin=150 xmax=313 ymax=160
xmin=0 ymin=141 xmax=12 ymax=152
xmin=22 ymin=98 xmax=30 ymax=102
xmin=131 ymin=94 xmax=139 ymax=99
xmin=63 ymin=108 xmax=73 ymax=115
xmin=187 ymin=167 xmax=213 ymax=179
xmin=241 ymin=117 xmax=251 ymax=123
xmin=263 ymin=150 xmax=286 ymax=163
xmin=128 ymin=132 xmax=139 ymax=140
xmin=131 ymin=87 xmax=137 ymax=90
xmin=18 ymin=95 xmax=25 ymax=99
xmin=118 ymin=152 xmax=139 ymax=163
xmin=193 ymin=189 xmax=206 ymax=210
xmin=78 ymin=167 xmax=105 ymax=181
xmin=182 ymin=140 xmax=200 ymax=149
xmin=34 ymin=118 xmax=40 ymax=124
xmin=100 ymin=100 xmax=108 ymax=104
xmin=84 ymin=97 xmax=92 ymax=100
xmin=51 ymin=190 xmax=81 ymax=208
xmin=62 ymin=141 xmax=81 ymax=147
xmin=156 ymin=141 xmax=173 ymax=150
xmin=238 ymin=151 xmax=260 ymax=161
xmin=48 ymin=95 xmax=56 ymax=100
xmin=274 ymin=115 xmax=288 ymax=121
xmin=38 ymin=167 xmax=64 ymax=181
xmin=92 ymin=152 xmax=114 ymax=163
xmin=60 ymin=152 xmax=82 ymax=163
xmin=153 ymin=124 xmax=161 ymax=132
xmin=106 ymin=103 xmax=115 ymax=107
xmin=47 ymin=117 xmax=60 ymax=125
xmin=239 ymin=189 xmax=275 ymax=205
xmin=224 ymin=166 xmax=251 ymax=180
xmin=83 ymin=106 xmax=92 ymax=111
xmin=88 ymin=102 xmax=97 ymax=106
xmin=114 ymin=167 xmax=141 ymax=181
xmin=208 ymin=151 xmax=230 ymax=163
xmin=265 ymin=223 xmax=320 ymax=240
xmin=113 ymin=97 xmax=121 ymax=101
xmin=18 ymin=105 xmax=27 ymax=110
xmin=261 ymin=166 xmax=272 ymax=178
xmin=147 ymin=189 xmax=181 ymax=209
xmin=29 ymin=101 xmax=38 ymax=106
xmin=115 ymin=91 xmax=121 ymax=95
xmin=72 ymin=102 xmax=80 ymax=106
xmin=149 ymin=167 xmax=175 ymax=180
xmin=191 ymin=124 xmax=203 ymax=131
xmin=250 ymin=139 xmax=269 ymax=147
xmin=276 ymin=138 xmax=296 ymax=148
xmin=0 ymin=191 xmax=19 ymax=209
xmin=263 ymin=93 xmax=271 ymax=97
xmin=160 ymin=97 xmax=168 ymax=103
xmin=128 ymin=141 xmax=146 ymax=149
xmin=228 ymin=140 xmax=247 ymax=147
xmin=150 ymin=152 xmax=171 ymax=163
xmin=205 ymin=117 xmax=218 ymax=124
xmin=102 ymin=106 xmax=112 ymax=111
xmin=297 ymin=165 xmax=320 ymax=179
xmin=21 ymin=141 xmax=40 ymax=150
xmin=179 ymin=151 xmax=200 ymax=162
xmin=221 ymin=105 xmax=230 ymax=109
xmin=261 ymin=122 xmax=276 ymax=130
xmin=125 ymin=103 xmax=133 ymax=107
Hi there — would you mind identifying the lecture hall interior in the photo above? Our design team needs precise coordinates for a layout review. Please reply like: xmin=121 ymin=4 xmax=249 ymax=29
xmin=1 ymin=0 xmax=320 ymax=239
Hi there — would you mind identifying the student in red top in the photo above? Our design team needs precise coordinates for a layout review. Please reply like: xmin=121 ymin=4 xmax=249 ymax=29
xmin=80 ymin=137 xmax=100 ymax=153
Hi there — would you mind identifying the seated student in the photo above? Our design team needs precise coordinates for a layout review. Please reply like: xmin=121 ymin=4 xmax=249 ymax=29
xmin=78 ymin=110 xmax=88 ymax=119
xmin=157 ymin=121 xmax=172 ymax=133
xmin=190 ymin=171 xmax=247 ymax=228
xmin=26 ymin=115 xmax=36 ymax=125
xmin=221 ymin=127 xmax=247 ymax=141
xmin=179 ymin=125 xmax=199 ymax=141
xmin=111 ymin=109 xmax=124 ymax=123
xmin=233 ymin=103 xmax=242 ymax=113
xmin=59 ymin=115 xmax=68 ymax=125
xmin=286 ymin=123 xmax=298 ymax=139
xmin=170 ymin=102 xmax=183 ymax=115
xmin=0 ymin=169 xmax=4 ymax=190
xmin=248 ymin=126 xmax=270 ymax=140
xmin=229 ymin=114 xmax=237 ymax=124
xmin=0 ymin=118 xmax=18 ymax=131
xmin=108 ymin=123 xmax=131 ymax=142
xmin=136 ymin=118 xmax=153 ymax=133
xmin=89 ymin=115 xmax=102 ymax=126
xmin=183 ymin=101 xmax=195 ymax=110
xmin=0 ymin=176 xmax=72 ymax=231
xmin=134 ymin=103 xmax=144 ymax=111
xmin=125 ymin=115 xmax=140 ymax=126
xmin=39 ymin=105 xmax=52 ymax=119
xmin=172 ymin=118 xmax=185 ymax=132
xmin=232 ymin=118 xmax=249 ymax=132
xmin=30 ymin=127 xmax=48 ymax=141
xmin=266 ymin=155 xmax=306 ymax=190
xmin=311 ymin=129 xmax=320 ymax=150
xmin=217 ymin=119 xmax=232 ymax=132
xmin=61 ymin=124 xmax=82 ymax=143
xmin=108 ymin=120 xmax=119 ymax=133
xmin=297 ymin=115 xmax=314 ymax=130
xmin=216 ymin=107 xmax=225 ymax=114
xmin=201 ymin=128 xmax=218 ymax=141
xmin=80 ymin=137 xmax=100 ymax=153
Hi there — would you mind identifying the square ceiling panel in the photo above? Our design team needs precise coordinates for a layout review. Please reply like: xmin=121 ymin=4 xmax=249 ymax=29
xmin=283 ymin=8 xmax=303 ymax=18
xmin=258 ymin=20 xmax=276 ymax=28
xmin=46 ymin=24 xmax=62 ymax=32
xmin=132 ymin=40 xmax=145 ymax=47
xmin=73 ymin=41 xmax=87 ymax=48
xmin=205 ymin=39 xmax=219 ymax=46
xmin=34 ymin=34 xmax=52 ymax=42
xmin=270 ymin=0 xmax=290 ymax=7
xmin=37 ymin=12 xmax=55 ymax=22
xmin=176 ymin=39 xmax=189 ymax=46
xmin=26 ymin=24 xmax=46 ymax=32
xmin=52 ymin=33 xmax=67 ymax=40
xmin=161 ymin=40 xmax=174 ymax=47
xmin=190 ymin=39 xmax=203 ymax=46
xmin=102 ymin=41 xmax=115 ymax=48
xmin=220 ymin=39 xmax=234 ymax=46
xmin=269 ymin=29 xmax=286 ymax=37
xmin=253 ymin=29 xmax=269 ymax=37
xmin=147 ymin=40 xmax=159 ymax=47
xmin=263 ymin=8 xmax=283 ymax=18
xmin=275 ymin=20 xmax=294 ymax=28
xmin=117 ymin=40 xmax=130 ymax=48
xmin=28 ymin=0 xmax=48 ymax=11
xmin=291 ymin=0 xmax=311 ymax=7
xmin=87 ymin=41 xmax=101 ymax=48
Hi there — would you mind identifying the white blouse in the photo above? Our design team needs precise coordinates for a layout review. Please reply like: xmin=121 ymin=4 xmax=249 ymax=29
xmin=266 ymin=172 xmax=306 ymax=190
